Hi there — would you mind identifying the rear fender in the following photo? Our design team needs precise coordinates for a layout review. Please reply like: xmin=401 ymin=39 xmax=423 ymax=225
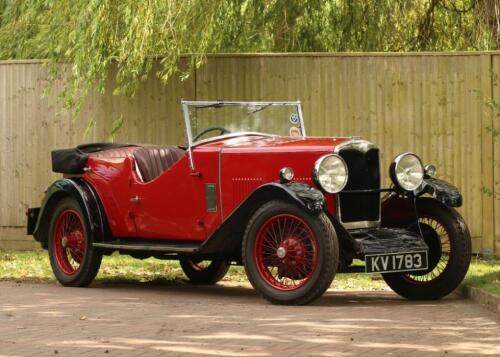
xmin=198 ymin=182 xmax=325 ymax=257
xmin=31 ymin=178 xmax=108 ymax=248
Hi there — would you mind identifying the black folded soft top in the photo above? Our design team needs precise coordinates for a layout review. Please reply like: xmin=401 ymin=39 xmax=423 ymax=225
xmin=51 ymin=143 xmax=132 ymax=174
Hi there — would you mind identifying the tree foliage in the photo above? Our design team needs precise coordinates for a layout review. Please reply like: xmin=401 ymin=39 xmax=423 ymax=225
xmin=0 ymin=0 xmax=498 ymax=100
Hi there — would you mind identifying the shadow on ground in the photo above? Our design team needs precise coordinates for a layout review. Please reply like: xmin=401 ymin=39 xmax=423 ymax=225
xmin=89 ymin=277 xmax=461 ymax=309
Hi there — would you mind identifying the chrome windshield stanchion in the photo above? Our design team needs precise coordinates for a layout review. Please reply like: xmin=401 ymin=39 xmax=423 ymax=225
xmin=181 ymin=100 xmax=195 ymax=170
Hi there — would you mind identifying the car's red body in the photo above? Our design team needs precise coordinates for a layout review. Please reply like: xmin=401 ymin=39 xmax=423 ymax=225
xmin=81 ymin=136 xmax=345 ymax=241
xmin=27 ymin=101 xmax=471 ymax=305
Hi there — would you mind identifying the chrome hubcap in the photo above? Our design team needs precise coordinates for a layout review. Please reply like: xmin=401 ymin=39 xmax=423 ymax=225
xmin=61 ymin=236 xmax=68 ymax=248
xmin=276 ymin=247 xmax=286 ymax=259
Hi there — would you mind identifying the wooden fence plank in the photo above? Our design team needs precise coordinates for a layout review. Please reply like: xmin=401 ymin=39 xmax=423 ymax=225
xmin=480 ymin=54 xmax=495 ymax=258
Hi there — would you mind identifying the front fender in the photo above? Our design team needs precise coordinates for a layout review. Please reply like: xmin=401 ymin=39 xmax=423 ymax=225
xmin=419 ymin=178 xmax=462 ymax=207
xmin=266 ymin=182 xmax=326 ymax=213
xmin=31 ymin=178 xmax=107 ymax=247
xmin=381 ymin=178 xmax=463 ymax=229
xmin=198 ymin=182 xmax=325 ymax=256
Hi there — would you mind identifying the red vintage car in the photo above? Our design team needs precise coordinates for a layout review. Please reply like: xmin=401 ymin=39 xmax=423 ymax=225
xmin=27 ymin=101 xmax=471 ymax=305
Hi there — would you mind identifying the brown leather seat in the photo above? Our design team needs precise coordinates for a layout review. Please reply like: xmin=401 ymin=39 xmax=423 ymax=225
xmin=133 ymin=146 xmax=185 ymax=182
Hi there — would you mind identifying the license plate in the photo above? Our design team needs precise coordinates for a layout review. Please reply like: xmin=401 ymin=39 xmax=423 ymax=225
xmin=365 ymin=251 xmax=428 ymax=273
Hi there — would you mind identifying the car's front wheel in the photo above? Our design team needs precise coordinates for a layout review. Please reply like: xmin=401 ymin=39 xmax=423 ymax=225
xmin=382 ymin=198 xmax=472 ymax=300
xmin=242 ymin=200 xmax=338 ymax=305
xmin=48 ymin=197 xmax=102 ymax=287
xmin=180 ymin=259 xmax=230 ymax=284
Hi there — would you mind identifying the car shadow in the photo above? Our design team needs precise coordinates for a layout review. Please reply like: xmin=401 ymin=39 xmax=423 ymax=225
xmin=89 ymin=278 xmax=460 ymax=307
xmin=91 ymin=278 xmax=261 ymax=300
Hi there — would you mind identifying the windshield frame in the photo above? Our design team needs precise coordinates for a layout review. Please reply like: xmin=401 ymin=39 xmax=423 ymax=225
xmin=181 ymin=100 xmax=306 ymax=169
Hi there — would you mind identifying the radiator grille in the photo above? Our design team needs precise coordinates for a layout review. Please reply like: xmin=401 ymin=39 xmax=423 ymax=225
xmin=338 ymin=147 xmax=380 ymax=224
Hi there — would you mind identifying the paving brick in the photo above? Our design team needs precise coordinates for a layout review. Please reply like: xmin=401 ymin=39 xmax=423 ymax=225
xmin=0 ymin=281 xmax=499 ymax=356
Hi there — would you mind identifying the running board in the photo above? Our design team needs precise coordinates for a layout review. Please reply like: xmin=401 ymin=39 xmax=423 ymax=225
xmin=93 ymin=241 xmax=200 ymax=253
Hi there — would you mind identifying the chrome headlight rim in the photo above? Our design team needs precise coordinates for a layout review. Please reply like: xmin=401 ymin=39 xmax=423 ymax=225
xmin=312 ymin=154 xmax=349 ymax=194
xmin=389 ymin=152 xmax=424 ymax=192
xmin=279 ymin=167 xmax=294 ymax=183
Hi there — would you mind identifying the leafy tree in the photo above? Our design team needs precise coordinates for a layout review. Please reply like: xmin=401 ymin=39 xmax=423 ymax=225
xmin=0 ymin=0 xmax=498 ymax=102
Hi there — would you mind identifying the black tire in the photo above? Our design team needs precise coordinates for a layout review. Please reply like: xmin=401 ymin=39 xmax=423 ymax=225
xmin=383 ymin=198 xmax=472 ymax=300
xmin=48 ymin=197 xmax=102 ymax=287
xmin=242 ymin=200 xmax=338 ymax=305
xmin=180 ymin=259 xmax=230 ymax=284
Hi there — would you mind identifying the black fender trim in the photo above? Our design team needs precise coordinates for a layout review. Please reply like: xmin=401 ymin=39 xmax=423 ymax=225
xmin=31 ymin=178 xmax=108 ymax=247
xmin=381 ymin=178 xmax=463 ymax=228
xmin=197 ymin=182 xmax=325 ymax=256
xmin=271 ymin=182 xmax=326 ymax=213
xmin=419 ymin=178 xmax=463 ymax=207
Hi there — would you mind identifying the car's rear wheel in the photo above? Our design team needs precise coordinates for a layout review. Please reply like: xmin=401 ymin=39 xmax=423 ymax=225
xmin=48 ymin=197 xmax=102 ymax=287
xmin=180 ymin=259 xmax=230 ymax=284
xmin=382 ymin=198 xmax=472 ymax=300
xmin=243 ymin=200 xmax=338 ymax=305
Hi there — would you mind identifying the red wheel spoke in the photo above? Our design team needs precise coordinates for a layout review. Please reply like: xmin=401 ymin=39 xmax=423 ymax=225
xmin=254 ymin=213 xmax=318 ymax=291
xmin=52 ymin=209 xmax=86 ymax=276
xmin=263 ymin=235 xmax=280 ymax=250
xmin=272 ymin=222 xmax=280 ymax=243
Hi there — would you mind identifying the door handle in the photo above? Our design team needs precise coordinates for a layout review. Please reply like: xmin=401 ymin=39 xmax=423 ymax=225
xmin=129 ymin=196 xmax=141 ymax=204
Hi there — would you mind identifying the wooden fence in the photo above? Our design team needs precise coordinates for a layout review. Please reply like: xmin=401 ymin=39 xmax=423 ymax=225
xmin=0 ymin=52 xmax=498 ymax=257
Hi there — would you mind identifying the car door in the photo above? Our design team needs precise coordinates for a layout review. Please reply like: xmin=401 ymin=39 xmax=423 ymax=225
xmin=129 ymin=151 xmax=207 ymax=241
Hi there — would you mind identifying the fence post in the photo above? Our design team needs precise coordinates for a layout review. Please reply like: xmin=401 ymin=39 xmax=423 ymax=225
xmin=480 ymin=53 xmax=495 ymax=259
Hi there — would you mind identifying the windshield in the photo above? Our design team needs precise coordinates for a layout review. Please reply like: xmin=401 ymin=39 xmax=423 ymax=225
xmin=182 ymin=101 xmax=305 ymax=145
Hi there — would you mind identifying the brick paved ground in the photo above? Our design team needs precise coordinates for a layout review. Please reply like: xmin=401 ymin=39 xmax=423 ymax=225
xmin=0 ymin=281 xmax=499 ymax=356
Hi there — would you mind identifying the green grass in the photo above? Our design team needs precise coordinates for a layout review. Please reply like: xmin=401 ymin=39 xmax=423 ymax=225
xmin=464 ymin=257 xmax=500 ymax=297
xmin=0 ymin=249 xmax=387 ymax=290
xmin=0 ymin=250 xmax=194 ymax=284
xmin=0 ymin=250 xmax=497 ymax=295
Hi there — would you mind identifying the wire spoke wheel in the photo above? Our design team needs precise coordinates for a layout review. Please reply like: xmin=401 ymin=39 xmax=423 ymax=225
xmin=254 ymin=213 xmax=318 ymax=291
xmin=382 ymin=198 xmax=472 ymax=300
xmin=404 ymin=217 xmax=451 ymax=283
xmin=243 ymin=200 xmax=338 ymax=305
xmin=52 ymin=209 xmax=87 ymax=275
xmin=180 ymin=258 xmax=230 ymax=285
xmin=48 ymin=197 xmax=102 ymax=287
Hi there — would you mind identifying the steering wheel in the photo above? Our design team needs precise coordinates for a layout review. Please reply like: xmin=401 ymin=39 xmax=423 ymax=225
xmin=193 ymin=127 xmax=231 ymax=142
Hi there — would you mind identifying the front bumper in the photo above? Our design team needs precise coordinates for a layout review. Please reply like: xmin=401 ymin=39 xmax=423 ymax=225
xmin=347 ymin=227 xmax=430 ymax=274
xmin=350 ymin=227 xmax=428 ymax=256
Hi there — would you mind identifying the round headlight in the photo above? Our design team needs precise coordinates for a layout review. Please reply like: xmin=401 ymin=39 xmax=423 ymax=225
xmin=390 ymin=153 xmax=424 ymax=191
xmin=313 ymin=154 xmax=348 ymax=193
